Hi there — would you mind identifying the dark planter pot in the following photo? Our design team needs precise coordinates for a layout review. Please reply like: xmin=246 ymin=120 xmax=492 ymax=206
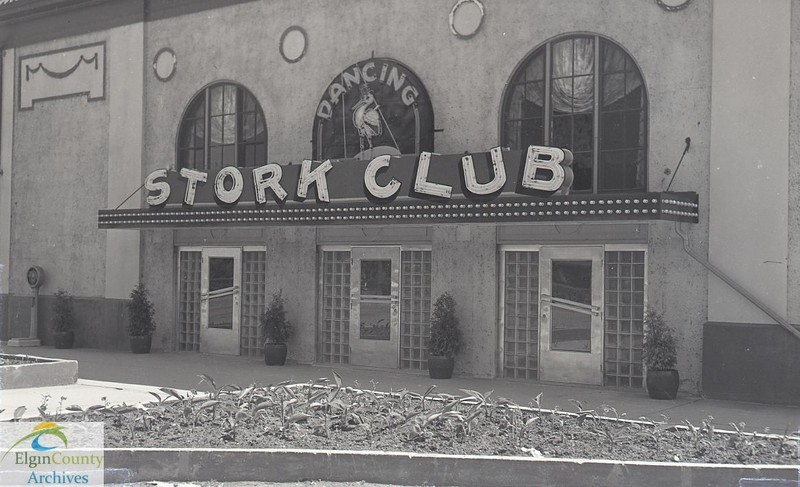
xmin=264 ymin=343 xmax=288 ymax=366
xmin=53 ymin=331 xmax=74 ymax=349
xmin=646 ymin=369 xmax=680 ymax=400
xmin=129 ymin=335 xmax=152 ymax=354
xmin=428 ymin=355 xmax=455 ymax=379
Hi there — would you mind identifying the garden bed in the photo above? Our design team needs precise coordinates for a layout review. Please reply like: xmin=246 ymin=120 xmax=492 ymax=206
xmin=0 ymin=353 xmax=78 ymax=389
xmin=53 ymin=374 xmax=798 ymax=466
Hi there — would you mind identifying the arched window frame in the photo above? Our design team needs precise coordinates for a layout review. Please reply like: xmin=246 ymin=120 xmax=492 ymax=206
xmin=177 ymin=81 xmax=268 ymax=171
xmin=500 ymin=34 xmax=649 ymax=194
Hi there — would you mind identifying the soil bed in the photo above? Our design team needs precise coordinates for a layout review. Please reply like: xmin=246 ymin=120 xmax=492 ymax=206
xmin=51 ymin=376 xmax=799 ymax=465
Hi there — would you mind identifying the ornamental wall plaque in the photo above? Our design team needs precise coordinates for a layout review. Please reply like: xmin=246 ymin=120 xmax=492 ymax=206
xmin=19 ymin=42 xmax=105 ymax=110
xmin=280 ymin=26 xmax=307 ymax=63
xmin=449 ymin=0 xmax=485 ymax=39
xmin=153 ymin=48 xmax=177 ymax=81
xmin=655 ymin=0 xmax=692 ymax=11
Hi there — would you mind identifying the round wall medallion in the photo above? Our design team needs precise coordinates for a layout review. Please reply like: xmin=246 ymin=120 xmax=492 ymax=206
xmin=449 ymin=0 xmax=485 ymax=39
xmin=153 ymin=48 xmax=177 ymax=81
xmin=280 ymin=26 xmax=307 ymax=63
xmin=655 ymin=0 xmax=692 ymax=11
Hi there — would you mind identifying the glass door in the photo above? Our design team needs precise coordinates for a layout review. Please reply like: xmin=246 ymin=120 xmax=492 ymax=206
xmin=200 ymin=248 xmax=241 ymax=355
xmin=539 ymin=246 xmax=603 ymax=384
xmin=349 ymin=247 xmax=401 ymax=368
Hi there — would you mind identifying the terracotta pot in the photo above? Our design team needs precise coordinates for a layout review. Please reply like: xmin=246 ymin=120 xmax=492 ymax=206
xmin=53 ymin=330 xmax=74 ymax=349
xmin=646 ymin=369 xmax=680 ymax=400
xmin=264 ymin=343 xmax=288 ymax=366
xmin=130 ymin=335 xmax=152 ymax=354
xmin=428 ymin=355 xmax=455 ymax=379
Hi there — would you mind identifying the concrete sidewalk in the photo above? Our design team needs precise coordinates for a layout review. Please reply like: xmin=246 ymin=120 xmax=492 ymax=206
xmin=2 ymin=345 xmax=798 ymax=434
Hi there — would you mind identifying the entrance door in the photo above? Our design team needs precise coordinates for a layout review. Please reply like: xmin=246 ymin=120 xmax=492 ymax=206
xmin=539 ymin=246 xmax=603 ymax=384
xmin=200 ymin=248 xmax=241 ymax=355
xmin=349 ymin=247 xmax=401 ymax=368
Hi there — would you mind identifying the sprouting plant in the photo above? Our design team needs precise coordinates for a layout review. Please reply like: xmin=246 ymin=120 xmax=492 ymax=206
xmin=65 ymin=404 xmax=106 ymax=422
xmin=568 ymin=399 xmax=597 ymax=426
xmin=530 ymin=392 xmax=543 ymax=416
xmin=727 ymin=421 xmax=748 ymax=448
xmin=13 ymin=406 xmax=27 ymax=422
xmin=52 ymin=396 xmax=67 ymax=420
xmin=777 ymin=426 xmax=798 ymax=455
xmin=420 ymin=385 xmax=437 ymax=411
xmin=38 ymin=394 xmax=51 ymax=421
xmin=599 ymin=405 xmax=623 ymax=424
xmin=702 ymin=415 xmax=715 ymax=441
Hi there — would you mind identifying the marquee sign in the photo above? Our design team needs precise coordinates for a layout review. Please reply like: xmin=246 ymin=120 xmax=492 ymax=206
xmin=98 ymin=146 xmax=699 ymax=228
xmin=312 ymin=58 xmax=434 ymax=160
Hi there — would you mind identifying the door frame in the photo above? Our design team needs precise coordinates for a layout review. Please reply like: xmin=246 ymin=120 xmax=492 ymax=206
xmin=348 ymin=246 xmax=402 ymax=368
xmin=199 ymin=247 xmax=242 ymax=355
xmin=538 ymin=245 xmax=604 ymax=385
xmin=498 ymin=244 xmax=648 ymax=385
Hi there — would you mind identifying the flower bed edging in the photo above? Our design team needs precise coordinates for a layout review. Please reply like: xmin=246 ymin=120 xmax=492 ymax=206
xmin=0 ymin=353 xmax=78 ymax=389
xmin=104 ymin=448 xmax=800 ymax=487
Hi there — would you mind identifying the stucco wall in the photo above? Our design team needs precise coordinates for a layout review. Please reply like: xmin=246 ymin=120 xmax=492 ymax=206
xmin=0 ymin=0 xmax=716 ymax=386
xmin=141 ymin=0 xmax=714 ymax=163
xmin=6 ymin=23 xmax=147 ymax=342
xmin=708 ymin=0 xmax=792 ymax=325
xmin=432 ymin=224 xmax=497 ymax=378
xmin=10 ymin=32 xmax=110 ymax=298
xmin=134 ymin=0 xmax=713 ymax=384
xmin=788 ymin=0 xmax=800 ymax=325
xmin=140 ymin=229 xmax=175 ymax=352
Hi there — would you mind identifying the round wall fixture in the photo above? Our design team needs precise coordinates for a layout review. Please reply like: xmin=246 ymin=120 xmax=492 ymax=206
xmin=280 ymin=26 xmax=307 ymax=63
xmin=655 ymin=0 xmax=692 ymax=11
xmin=449 ymin=0 xmax=485 ymax=39
xmin=153 ymin=48 xmax=177 ymax=81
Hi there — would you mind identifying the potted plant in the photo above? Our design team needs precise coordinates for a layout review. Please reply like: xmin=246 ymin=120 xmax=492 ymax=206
xmin=642 ymin=308 xmax=679 ymax=400
xmin=427 ymin=292 xmax=462 ymax=379
xmin=126 ymin=283 xmax=156 ymax=353
xmin=261 ymin=291 xmax=292 ymax=365
xmin=51 ymin=289 xmax=75 ymax=349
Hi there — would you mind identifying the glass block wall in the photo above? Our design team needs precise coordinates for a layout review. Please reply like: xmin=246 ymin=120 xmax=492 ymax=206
xmin=502 ymin=251 xmax=540 ymax=379
xmin=400 ymin=250 xmax=432 ymax=370
xmin=241 ymin=251 xmax=267 ymax=356
xmin=604 ymin=250 xmax=646 ymax=387
xmin=319 ymin=251 xmax=351 ymax=364
xmin=178 ymin=250 xmax=202 ymax=351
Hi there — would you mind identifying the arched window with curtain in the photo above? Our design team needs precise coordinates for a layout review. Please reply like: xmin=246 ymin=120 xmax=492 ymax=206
xmin=501 ymin=35 xmax=647 ymax=193
xmin=177 ymin=82 xmax=267 ymax=171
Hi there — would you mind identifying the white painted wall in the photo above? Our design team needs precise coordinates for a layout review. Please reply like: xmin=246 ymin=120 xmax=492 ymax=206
xmin=708 ymin=0 xmax=791 ymax=324
xmin=0 ymin=49 xmax=14 ymax=295
xmin=104 ymin=23 xmax=143 ymax=299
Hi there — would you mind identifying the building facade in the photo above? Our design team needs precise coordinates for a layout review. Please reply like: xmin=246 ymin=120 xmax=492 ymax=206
xmin=1 ymin=0 xmax=798 ymax=404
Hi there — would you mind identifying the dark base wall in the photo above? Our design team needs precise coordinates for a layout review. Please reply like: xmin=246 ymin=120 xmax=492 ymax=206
xmin=1 ymin=294 xmax=129 ymax=350
xmin=703 ymin=322 xmax=800 ymax=406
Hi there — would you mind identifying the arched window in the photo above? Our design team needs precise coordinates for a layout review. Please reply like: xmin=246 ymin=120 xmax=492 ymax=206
xmin=177 ymin=82 xmax=267 ymax=171
xmin=501 ymin=35 xmax=647 ymax=193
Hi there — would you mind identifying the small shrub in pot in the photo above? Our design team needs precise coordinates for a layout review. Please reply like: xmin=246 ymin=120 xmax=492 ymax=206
xmin=126 ymin=283 xmax=156 ymax=353
xmin=427 ymin=292 xmax=462 ymax=379
xmin=642 ymin=308 xmax=679 ymax=399
xmin=52 ymin=289 xmax=75 ymax=349
xmin=261 ymin=291 xmax=292 ymax=365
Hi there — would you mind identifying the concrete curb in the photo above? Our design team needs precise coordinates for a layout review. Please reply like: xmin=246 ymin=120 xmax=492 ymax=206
xmin=105 ymin=448 xmax=800 ymax=487
xmin=0 ymin=353 xmax=78 ymax=389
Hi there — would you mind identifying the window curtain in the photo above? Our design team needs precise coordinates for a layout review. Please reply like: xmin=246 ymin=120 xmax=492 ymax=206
xmin=209 ymin=87 xmax=265 ymax=145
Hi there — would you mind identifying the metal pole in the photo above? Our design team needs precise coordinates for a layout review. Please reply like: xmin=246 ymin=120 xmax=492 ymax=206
xmin=30 ymin=286 xmax=38 ymax=339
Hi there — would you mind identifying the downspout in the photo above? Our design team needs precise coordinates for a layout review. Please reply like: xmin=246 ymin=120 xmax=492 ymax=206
xmin=674 ymin=221 xmax=800 ymax=340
